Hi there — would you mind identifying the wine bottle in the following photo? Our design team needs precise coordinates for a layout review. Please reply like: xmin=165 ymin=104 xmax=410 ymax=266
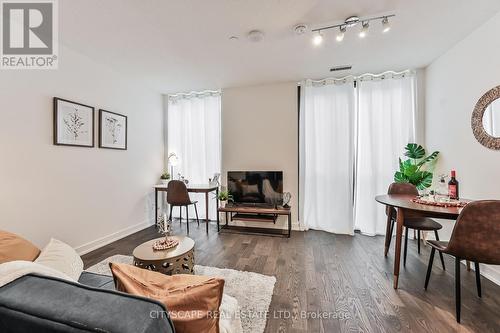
xmin=448 ymin=170 xmax=459 ymax=200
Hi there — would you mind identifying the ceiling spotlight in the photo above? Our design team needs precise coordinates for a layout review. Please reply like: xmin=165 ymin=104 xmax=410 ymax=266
xmin=359 ymin=21 xmax=369 ymax=38
xmin=336 ymin=26 xmax=346 ymax=42
xmin=382 ymin=17 xmax=391 ymax=33
xmin=312 ymin=31 xmax=324 ymax=46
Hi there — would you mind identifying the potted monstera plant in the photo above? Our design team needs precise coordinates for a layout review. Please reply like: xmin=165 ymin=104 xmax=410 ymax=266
xmin=394 ymin=143 xmax=439 ymax=191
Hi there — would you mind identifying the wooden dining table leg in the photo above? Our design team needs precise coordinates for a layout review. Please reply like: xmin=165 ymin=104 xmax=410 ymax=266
xmin=393 ymin=207 xmax=405 ymax=289
xmin=205 ymin=192 xmax=209 ymax=233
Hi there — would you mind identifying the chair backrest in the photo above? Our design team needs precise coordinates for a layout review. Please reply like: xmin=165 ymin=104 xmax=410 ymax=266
xmin=166 ymin=180 xmax=191 ymax=206
xmin=386 ymin=182 xmax=419 ymax=217
xmin=446 ymin=200 xmax=500 ymax=265
xmin=387 ymin=182 xmax=419 ymax=196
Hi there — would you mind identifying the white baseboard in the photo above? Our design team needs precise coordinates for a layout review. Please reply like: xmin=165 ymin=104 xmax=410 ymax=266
xmin=75 ymin=220 xmax=153 ymax=255
xmin=466 ymin=262 xmax=500 ymax=286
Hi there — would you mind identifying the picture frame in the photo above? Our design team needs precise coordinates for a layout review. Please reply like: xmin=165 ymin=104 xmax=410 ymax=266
xmin=99 ymin=109 xmax=128 ymax=150
xmin=53 ymin=97 xmax=95 ymax=147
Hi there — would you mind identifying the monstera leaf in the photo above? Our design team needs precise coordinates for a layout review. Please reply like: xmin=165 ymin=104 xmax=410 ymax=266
xmin=404 ymin=143 xmax=426 ymax=159
xmin=394 ymin=144 xmax=439 ymax=190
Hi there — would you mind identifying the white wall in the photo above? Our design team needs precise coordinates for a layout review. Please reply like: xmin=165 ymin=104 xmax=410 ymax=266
xmin=425 ymin=11 xmax=500 ymax=284
xmin=0 ymin=45 xmax=163 ymax=253
xmin=222 ymin=82 xmax=299 ymax=229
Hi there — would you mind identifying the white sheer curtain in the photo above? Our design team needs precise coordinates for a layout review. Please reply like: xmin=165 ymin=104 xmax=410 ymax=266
xmin=167 ymin=92 xmax=221 ymax=220
xmin=354 ymin=75 xmax=416 ymax=235
xmin=299 ymin=80 xmax=356 ymax=234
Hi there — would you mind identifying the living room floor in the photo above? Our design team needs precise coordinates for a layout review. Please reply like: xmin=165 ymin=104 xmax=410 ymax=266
xmin=82 ymin=222 xmax=500 ymax=333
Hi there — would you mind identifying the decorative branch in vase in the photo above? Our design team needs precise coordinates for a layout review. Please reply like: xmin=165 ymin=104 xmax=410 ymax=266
xmin=153 ymin=214 xmax=178 ymax=251
xmin=394 ymin=143 xmax=439 ymax=191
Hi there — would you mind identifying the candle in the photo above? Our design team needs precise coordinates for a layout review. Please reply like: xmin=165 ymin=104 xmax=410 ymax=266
xmin=163 ymin=213 xmax=167 ymax=233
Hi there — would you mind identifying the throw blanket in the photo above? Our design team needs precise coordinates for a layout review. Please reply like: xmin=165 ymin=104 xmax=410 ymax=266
xmin=0 ymin=260 xmax=74 ymax=288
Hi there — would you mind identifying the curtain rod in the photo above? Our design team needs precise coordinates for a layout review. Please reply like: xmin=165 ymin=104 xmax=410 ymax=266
xmin=298 ymin=69 xmax=415 ymax=86
xmin=167 ymin=89 xmax=221 ymax=98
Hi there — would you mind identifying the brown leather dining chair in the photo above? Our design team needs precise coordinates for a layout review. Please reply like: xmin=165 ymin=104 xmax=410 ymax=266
xmin=166 ymin=180 xmax=199 ymax=234
xmin=424 ymin=200 xmax=500 ymax=323
xmin=385 ymin=182 xmax=446 ymax=269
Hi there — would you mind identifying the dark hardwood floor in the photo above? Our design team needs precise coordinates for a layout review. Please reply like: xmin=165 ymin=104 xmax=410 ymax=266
xmin=82 ymin=222 xmax=500 ymax=333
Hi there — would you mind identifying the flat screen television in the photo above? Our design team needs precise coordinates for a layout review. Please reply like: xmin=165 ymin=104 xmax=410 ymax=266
xmin=227 ymin=171 xmax=283 ymax=206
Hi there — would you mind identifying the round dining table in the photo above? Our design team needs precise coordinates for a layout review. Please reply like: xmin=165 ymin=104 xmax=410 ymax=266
xmin=375 ymin=194 xmax=466 ymax=289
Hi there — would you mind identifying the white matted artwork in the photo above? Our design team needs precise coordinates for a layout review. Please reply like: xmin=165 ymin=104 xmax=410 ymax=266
xmin=53 ymin=98 xmax=94 ymax=147
xmin=99 ymin=109 xmax=127 ymax=150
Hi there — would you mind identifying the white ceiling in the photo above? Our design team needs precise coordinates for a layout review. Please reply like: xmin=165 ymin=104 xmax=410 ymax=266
xmin=60 ymin=0 xmax=500 ymax=93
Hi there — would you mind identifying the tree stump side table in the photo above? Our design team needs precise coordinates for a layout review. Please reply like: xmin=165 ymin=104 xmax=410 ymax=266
xmin=132 ymin=235 xmax=195 ymax=275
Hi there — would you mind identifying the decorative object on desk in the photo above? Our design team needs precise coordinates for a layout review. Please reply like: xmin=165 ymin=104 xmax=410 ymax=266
xmin=153 ymin=214 xmax=178 ymax=250
xmin=217 ymin=190 xmax=233 ymax=208
xmin=160 ymin=171 xmax=170 ymax=185
xmin=167 ymin=153 xmax=179 ymax=179
xmin=282 ymin=192 xmax=291 ymax=208
xmin=53 ymin=97 xmax=94 ymax=147
xmin=178 ymin=174 xmax=189 ymax=184
xmin=412 ymin=196 xmax=468 ymax=208
xmin=99 ymin=109 xmax=127 ymax=150
xmin=209 ymin=173 xmax=221 ymax=187
xmin=394 ymin=143 xmax=439 ymax=190
xmin=471 ymin=85 xmax=500 ymax=150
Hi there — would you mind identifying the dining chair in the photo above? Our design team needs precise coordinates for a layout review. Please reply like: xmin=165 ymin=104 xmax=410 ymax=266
xmin=166 ymin=180 xmax=199 ymax=234
xmin=385 ymin=183 xmax=446 ymax=270
xmin=424 ymin=200 xmax=500 ymax=323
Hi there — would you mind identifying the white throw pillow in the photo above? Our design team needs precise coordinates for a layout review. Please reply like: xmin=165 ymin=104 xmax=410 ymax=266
xmin=35 ymin=238 xmax=83 ymax=281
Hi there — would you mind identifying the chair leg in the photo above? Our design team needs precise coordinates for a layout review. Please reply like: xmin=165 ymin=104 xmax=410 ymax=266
xmin=455 ymin=257 xmax=461 ymax=323
xmin=194 ymin=204 xmax=200 ymax=225
xmin=417 ymin=230 xmax=421 ymax=254
xmin=424 ymin=247 xmax=435 ymax=290
xmin=384 ymin=215 xmax=394 ymax=257
xmin=179 ymin=206 xmax=182 ymax=224
xmin=186 ymin=206 xmax=189 ymax=234
xmin=169 ymin=205 xmax=173 ymax=222
xmin=404 ymin=227 xmax=409 ymax=267
xmin=434 ymin=230 xmax=446 ymax=271
xmin=475 ymin=262 xmax=482 ymax=298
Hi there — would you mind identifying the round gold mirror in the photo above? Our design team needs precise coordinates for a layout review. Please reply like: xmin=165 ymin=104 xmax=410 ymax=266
xmin=472 ymin=85 xmax=500 ymax=150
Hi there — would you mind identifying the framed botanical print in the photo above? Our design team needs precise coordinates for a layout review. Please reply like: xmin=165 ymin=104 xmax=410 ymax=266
xmin=99 ymin=109 xmax=127 ymax=150
xmin=53 ymin=97 xmax=95 ymax=147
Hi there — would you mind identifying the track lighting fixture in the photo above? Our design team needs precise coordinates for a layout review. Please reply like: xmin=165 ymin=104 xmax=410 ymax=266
xmin=382 ymin=16 xmax=391 ymax=33
xmin=312 ymin=31 xmax=324 ymax=46
xmin=359 ymin=21 xmax=369 ymax=38
xmin=336 ymin=26 xmax=346 ymax=42
xmin=310 ymin=14 xmax=395 ymax=45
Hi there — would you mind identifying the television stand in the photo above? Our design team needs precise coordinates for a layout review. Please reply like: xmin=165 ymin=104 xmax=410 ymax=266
xmin=217 ymin=204 xmax=291 ymax=238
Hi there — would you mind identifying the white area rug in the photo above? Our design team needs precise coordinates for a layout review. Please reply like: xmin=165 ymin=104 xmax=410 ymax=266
xmin=86 ymin=255 xmax=276 ymax=333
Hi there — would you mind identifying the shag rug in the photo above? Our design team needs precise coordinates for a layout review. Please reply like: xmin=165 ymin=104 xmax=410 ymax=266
xmin=86 ymin=255 xmax=276 ymax=333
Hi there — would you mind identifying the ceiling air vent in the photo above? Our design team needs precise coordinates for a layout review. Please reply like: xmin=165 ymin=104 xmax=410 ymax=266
xmin=330 ymin=65 xmax=352 ymax=72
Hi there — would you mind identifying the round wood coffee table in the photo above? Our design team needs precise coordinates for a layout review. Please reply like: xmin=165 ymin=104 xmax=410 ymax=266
xmin=132 ymin=235 xmax=195 ymax=275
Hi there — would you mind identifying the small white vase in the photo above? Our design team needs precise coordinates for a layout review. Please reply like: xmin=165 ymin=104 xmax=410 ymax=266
xmin=220 ymin=201 xmax=227 ymax=208
xmin=160 ymin=179 xmax=169 ymax=185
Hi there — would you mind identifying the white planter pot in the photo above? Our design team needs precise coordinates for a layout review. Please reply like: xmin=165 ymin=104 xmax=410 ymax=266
xmin=160 ymin=179 xmax=169 ymax=185
xmin=220 ymin=201 xmax=227 ymax=208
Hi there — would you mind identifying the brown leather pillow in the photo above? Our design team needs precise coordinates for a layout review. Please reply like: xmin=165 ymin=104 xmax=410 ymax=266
xmin=110 ymin=263 xmax=224 ymax=333
xmin=0 ymin=230 xmax=40 ymax=264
